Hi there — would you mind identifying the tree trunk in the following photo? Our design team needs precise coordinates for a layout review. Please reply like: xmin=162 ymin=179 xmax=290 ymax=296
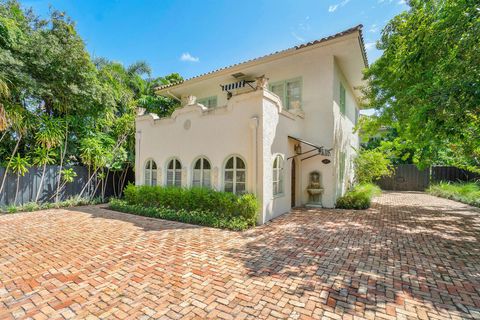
xmin=101 ymin=168 xmax=110 ymax=201
xmin=14 ymin=173 xmax=20 ymax=205
xmin=55 ymin=120 xmax=69 ymax=203
xmin=119 ymin=168 xmax=129 ymax=197
xmin=35 ymin=163 xmax=47 ymax=203
xmin=0 ymin=133 xmax=22 ymax=195
xmin=0 ymin=131 xmax=7 ymax=144
xmin=112 ymin=172 xmax=117 ymax=198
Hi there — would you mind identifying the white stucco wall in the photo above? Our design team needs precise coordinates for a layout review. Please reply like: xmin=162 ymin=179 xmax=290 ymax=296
xmin=136 ymin=34 xmax=363 ymax=223
xmin=333 ymin=58 xmax=361 ymax=198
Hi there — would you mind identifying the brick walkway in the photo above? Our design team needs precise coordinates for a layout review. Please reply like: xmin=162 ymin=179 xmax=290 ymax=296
xmin=0 ymin=192 xmax=480 ymax=319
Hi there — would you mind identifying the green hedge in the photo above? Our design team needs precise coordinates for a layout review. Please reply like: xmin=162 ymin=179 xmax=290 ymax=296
xmin=336 ymin=183 xmax=381 ymax=210
xmin=110 ymin=199 xmax=252 ymax=231
xmin=115 ymin=184 xmax=259 ymax=230
xmin=427 ymin=182 xmax=480 ymax=207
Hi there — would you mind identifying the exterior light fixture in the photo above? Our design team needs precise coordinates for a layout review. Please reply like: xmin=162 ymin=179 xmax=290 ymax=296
xmin=294 ymin=143 xmax=302 ymax=155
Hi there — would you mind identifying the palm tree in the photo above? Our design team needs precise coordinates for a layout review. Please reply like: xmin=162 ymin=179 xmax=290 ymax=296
xmin=0 ymin=107 xmax=33 ymax=195
xmin=8 ymin=155 xmax=30 ymax=205
xmin=32 ymin=147 xmax=56 ymax=202
xmin=0 ymin=77 xmax=10 ymax=133
xmin=35 ymin=116 xmax=64 ymax=203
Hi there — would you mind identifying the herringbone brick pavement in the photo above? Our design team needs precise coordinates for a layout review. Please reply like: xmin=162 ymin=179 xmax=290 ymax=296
xmin=0 ymin=192 xmax=479 ymax=319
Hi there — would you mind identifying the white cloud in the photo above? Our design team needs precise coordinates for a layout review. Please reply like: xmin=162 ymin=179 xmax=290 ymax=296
xmin=328 ymin=4 xmax=339 ymax=12
xmin=180 ymin=52 xmax=199 ymax=62
xmin=291 ymin=32 xmax=305 ymax=42
xmin=328 ymin=0 xmax=350 ymax=13
xmin=369 ymin=24 xmax=379 ymax=33
xmin=365 ymin=42 xmax=376 ymax=50
xmin=398 ymin=0 xmax=406 ymax=4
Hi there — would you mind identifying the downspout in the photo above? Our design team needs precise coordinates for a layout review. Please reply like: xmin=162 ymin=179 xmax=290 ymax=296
xmin=136 ymin=130 xmax=141 ymax=185
xmin=249 ymin=116 xmax=259 ymax=195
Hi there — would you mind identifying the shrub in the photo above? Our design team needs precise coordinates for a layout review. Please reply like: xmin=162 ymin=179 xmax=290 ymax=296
xmin=427 ymin=182 xmax=480 ymax=207
xmin=0 ymin=197 xmax=102 ymax=214
xmin=354 ymin=149 xmax=393 ymax=184
xmin=109 ymin=199 xmax=252 ymax=231
xmin=119 ymin=184 xmax=259 ymax=229
xmin=336 ymin=183 xmax=381 ymax=210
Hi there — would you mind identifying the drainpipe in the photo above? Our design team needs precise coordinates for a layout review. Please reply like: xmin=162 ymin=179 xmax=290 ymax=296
xmin=135 ymin=130 xmax=142 ymax=185
xmin=249 ymin=117 xmax=259 ymax=195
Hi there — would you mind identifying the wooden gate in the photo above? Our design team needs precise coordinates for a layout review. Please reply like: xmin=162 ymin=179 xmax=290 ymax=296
xmin=377 ymin=164 xmax=430 ymax=191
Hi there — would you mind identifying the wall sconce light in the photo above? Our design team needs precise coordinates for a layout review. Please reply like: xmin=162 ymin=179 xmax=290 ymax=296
xmin=294 ymin=143 xmax=302 ymax=155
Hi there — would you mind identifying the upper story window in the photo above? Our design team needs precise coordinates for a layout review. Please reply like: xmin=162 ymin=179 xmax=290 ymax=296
xmin=166 ymin=158 xmax=182 ymax=187
xmin=269 ymin=77 xmax=302 ymax=110
xmin=144 ymin=159 xmax=157 ymax=186
xmin=340 ymin=82 xmax=346 ymax=115
xmin=224 ymin=156 xmax=246 ymax=194
xmin=192 ymin=157 xmax=211 ymax=188
xmin=197 ymin=96 xmax=217 ymax=108
xmin=272 ymin=155 xmax=284 ymax=196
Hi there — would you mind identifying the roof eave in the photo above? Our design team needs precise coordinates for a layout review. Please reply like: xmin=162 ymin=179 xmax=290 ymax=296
xmin=155 ymin=24 xmax=366 ymax=94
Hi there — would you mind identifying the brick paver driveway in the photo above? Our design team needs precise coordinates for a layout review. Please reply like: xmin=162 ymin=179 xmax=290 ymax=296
xmin=1 ymin=192 xmax=480 ymax=319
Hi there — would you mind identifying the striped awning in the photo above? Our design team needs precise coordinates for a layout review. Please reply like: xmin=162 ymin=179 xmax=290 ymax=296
xmin=221 ymin=80 xmax=254 ymax=92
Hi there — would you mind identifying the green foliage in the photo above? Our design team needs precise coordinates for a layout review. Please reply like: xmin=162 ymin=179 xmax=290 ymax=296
xmin=109 ymin=199 xmax=252 ymax=231
xmin=0 ymin=197 xmax=101 ymax=214
xmin=427 ymin=182 xmax=480 ymax=207
xmin=354 ymin=149 xmax=393 ymax=184
xmin=0 ymin=0 xmax=184 ymax=203
xmin=336 ymin=183 xmax=382 ymax=210
xmin=31 ymin=147 xmax=56 ymax=166
xmin=363 ymin=0 xmax=480 ymax=172
xmin=121 ymin=184 xmax=259 ymax=228
xmin=8 ymin=154 xmax=30 ymax=176
xmin=60 ymin=167 xmax=77 ymax=183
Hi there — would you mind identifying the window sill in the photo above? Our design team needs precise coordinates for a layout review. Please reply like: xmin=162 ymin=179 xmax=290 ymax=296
xmin=273 ymin=193 xmax=285 ymax=199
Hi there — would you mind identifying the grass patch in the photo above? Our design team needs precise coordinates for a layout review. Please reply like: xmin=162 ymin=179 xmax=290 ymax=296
xmin=427 ymin=182 xmax=480 ymax=207
xmin=336 ymin=183 xmax=381 ymax=210
xmin=109 ymin=184 xmax=259 ymax=231
xmin=1 ymin=197 xmax=102 ymax=214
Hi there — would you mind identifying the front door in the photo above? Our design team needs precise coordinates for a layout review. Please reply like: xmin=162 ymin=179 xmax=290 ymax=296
xmin=291 ymin=158 xmax=296 ymax=207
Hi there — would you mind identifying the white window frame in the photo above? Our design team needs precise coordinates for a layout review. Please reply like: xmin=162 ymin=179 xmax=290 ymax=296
xmin=166 ymin=158 xmax=182 ymax=187
xmin=268 ymin=77 xmax=302 ymax=110
xmin=192 ymin=157 xmax=212 ymax=188
xmin=197 ymin=96 xmax=218 ymax=108
xmin=223 ymin=155 xmax=247 ymax=195
xmin=272 ymin=154 xmax=284 ymax=196
xmin=144 ymin=159 xmax=157 ymax=186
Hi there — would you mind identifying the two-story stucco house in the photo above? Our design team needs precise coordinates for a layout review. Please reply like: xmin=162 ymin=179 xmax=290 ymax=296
xmin=135 ymin=25 xmax=367 ymax=225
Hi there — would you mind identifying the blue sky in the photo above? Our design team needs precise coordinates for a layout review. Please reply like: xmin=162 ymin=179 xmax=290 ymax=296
xmin=24 ymin=0 xmax=408 ymax=79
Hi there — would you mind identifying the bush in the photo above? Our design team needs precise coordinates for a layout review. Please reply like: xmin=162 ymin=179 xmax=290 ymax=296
xmin=0 ymin=197 xmax=102 ymax=214
xmin=109 ymin=199 xmax=252 ymax=231
xmin=354 ymin=149 xmax=393 ymax=184
xmin=118 ymin=184 xmax=259 ymax=229
xmin=427 ymin=182 xmax=480 ymax=207
xmin=336 ymin=183 xmax=381 ymax=210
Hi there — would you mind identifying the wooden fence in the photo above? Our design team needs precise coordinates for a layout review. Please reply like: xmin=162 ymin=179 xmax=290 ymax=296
xmin=377 ymin=165 xmax=480 ymax=191
xmin=0 ymin=165 xmax=134 ymax=207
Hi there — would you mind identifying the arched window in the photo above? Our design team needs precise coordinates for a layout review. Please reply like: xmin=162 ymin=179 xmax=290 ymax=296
xmin=166 ymin=158 xmax=182 ymax=187
xmin=144 ymin=159 xmax=157 ymax=186
xmin=272 ymin=155 xmax=284 ymax=195
xmin=224 ymin=156 xmax=246 ymax=194
xmin=192 ymin=157 xmax=211 ymax=188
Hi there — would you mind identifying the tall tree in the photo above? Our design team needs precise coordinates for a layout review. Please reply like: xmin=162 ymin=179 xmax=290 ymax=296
xmin=363 ymin=0 xmax=480 ymax=172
